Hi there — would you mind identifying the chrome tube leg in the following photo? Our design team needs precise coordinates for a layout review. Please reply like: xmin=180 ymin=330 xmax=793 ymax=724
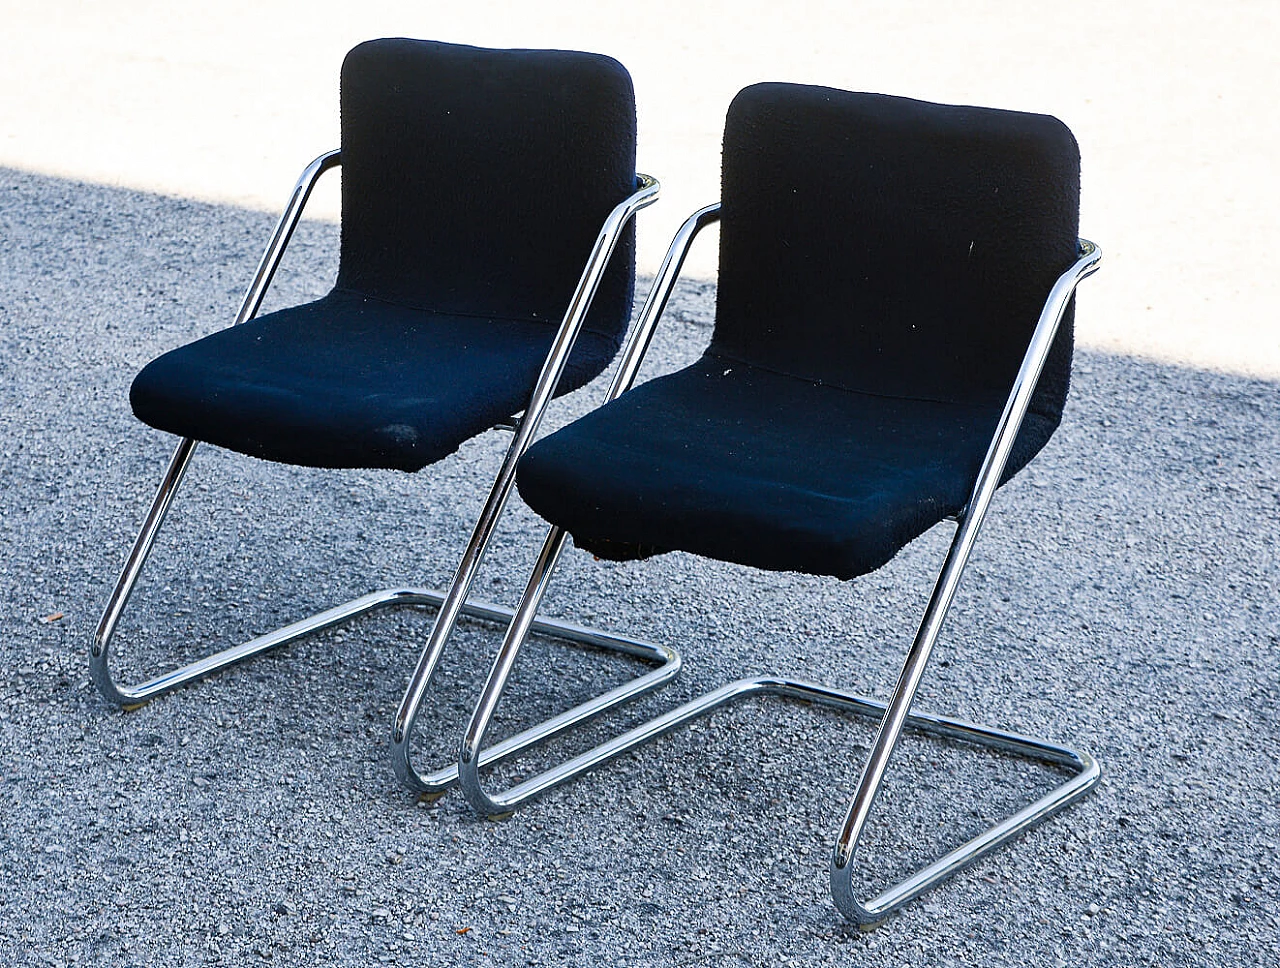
xmin=389 ymin=177 xmax=661 ymax=795
xmin=89 ymin=439 xmax=434 ymax=708
xmin=388 ymin=435 xmax=550 ymax=796
xmin=826 ymin=535 xmax=1101 ymax=928
xmin=803 ymin=669 xmax=1099 ymax=925
xmin=830 ymin=241 xmax=1104 ymax=927
xmin=394 ymin=495 xmax=685 ymax=801
xmin=448 ymin=206 xmax=724 ymax=814
xmin=89 ymin=151 xmax=340 ymax=708
xmin=457 ymin=525 xmax=569 ymax=815
xmin=829 ymin=514 xmax=986 ymax=926
xmin=827 ymin=514 xmax=1101 ymax=927
xmin=90 ymin=437 xmax=200 ymax=707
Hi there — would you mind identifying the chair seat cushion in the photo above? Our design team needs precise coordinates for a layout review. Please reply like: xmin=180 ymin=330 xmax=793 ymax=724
xmin=517 ymin=354 xmax=1057 ymax=580
xmin=130 ymin=288 xmax=617 ymax=472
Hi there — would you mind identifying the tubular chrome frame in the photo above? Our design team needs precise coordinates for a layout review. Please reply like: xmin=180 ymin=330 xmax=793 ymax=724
xmin=455 ymin=206 xmax=1102 ymax=926
xmin=450 ymin=204 xmax=720 ymax=808
xmin=92 ymin=147 xmax=343 ymax=707
xmin=91 ymin=153 xmax=668 ymax=798
xmin=388 ymin=182 xmax=685 ymax=795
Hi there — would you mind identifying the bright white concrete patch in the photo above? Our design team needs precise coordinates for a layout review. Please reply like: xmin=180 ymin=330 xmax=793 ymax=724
xmin=2 ymin=0 xmax=1276 ymax=376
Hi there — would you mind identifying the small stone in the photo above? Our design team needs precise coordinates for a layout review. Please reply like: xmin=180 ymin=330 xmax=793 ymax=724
xmin=387 ymin=850 xmax=404 ymax=865
xmin=1086 ymin=903 xmax=1100 ymax=916
xmin=274 ymin=900 xmax=295 ymax=916
xmin=217 ymin=924 xmax=231 ymax=936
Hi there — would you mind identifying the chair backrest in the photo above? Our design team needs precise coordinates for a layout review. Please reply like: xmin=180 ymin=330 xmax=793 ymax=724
xmin=336 ymin=39 xmax=638 ymax=343
xmin=711 ymin=83 xmax=1079 ymax=425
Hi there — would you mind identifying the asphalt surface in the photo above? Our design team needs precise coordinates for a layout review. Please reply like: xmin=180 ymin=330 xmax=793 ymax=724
xmin=2 ymin=166 xmax=1278 ymax=966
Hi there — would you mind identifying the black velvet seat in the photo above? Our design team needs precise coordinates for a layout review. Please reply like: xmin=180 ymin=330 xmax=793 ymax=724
xmin=519 ymin=84 xmax=1078 ymax=578
xmin=132 ymin=289 xmax=621 ymax=472
xmin=456 ymin=82 xmax=1102 ymax=927
xmin=131 ymin=38 xmax=637 ymax=472
xmin=519 ymin=356 xmax=1061 ymax=581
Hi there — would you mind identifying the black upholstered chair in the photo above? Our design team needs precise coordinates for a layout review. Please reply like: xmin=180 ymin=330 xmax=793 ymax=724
xmin=454 ymin=84 xmax=1102 ymax=924
xmin=92 ymin=39 xmax=675 ymax=792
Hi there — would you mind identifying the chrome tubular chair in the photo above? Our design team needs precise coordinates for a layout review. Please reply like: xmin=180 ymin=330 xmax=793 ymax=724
xmin=454 ymin=84 xmax=1102 ymax=925
xmin=92 ymin=39 xmax=679 ymax=793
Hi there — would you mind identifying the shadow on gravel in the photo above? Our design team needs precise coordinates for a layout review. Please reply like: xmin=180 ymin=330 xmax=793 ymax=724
xmin=2 ymin=168 xmax=1277 ymax=967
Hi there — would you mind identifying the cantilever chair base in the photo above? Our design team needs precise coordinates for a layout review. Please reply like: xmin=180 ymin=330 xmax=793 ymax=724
xmin=92 ymin=536 xmax=679 ymax=788
xmin=457 ymin=520 xmax=1099 ymax=925
xmin=93 ymin=553 xmax=677 ymax=715
xmin=475 ymin=670 xmax=1097 ymax=922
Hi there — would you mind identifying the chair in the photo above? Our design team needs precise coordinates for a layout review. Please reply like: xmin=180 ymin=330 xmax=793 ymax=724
xmin=91 ymin=38 xmax=678 ymax=794
xmin=452 ymin=83 xmax=1102 ymax=925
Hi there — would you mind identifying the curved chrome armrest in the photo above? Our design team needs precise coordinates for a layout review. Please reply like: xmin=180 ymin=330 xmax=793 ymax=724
xmin=231 ymin=148 xmax=341 ymax=327
xmin=90 ymin=148 xmax=341 ymax=705
xmin=502 ymin=173 xmax=662 ymax=449
xmin=961 ymin=238 xmax=1102 ymax=519
xmin=605 ymin=202 xmax=722 ymax=399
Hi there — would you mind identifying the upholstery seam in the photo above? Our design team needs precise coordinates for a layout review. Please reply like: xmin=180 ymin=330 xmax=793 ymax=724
xmin=329 ymin=286 xmax=614 ymax=336
xmin=703 ymin=349 xmax=1006 ymax=409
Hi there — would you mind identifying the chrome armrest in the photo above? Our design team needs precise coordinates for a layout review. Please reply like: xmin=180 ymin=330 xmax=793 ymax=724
xmin=604 ymin=202 xmax=722 ymax=401
xmin=231 ymin=148 xmax=341 ymax=327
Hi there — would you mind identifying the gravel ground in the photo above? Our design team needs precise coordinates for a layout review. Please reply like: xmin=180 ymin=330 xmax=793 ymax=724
xmin=2 ymin=166 xmax=1278 ymax=966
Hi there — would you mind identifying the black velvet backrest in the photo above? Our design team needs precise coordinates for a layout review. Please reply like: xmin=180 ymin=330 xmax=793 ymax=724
xmin=337 ymin=39 xmax=638 ymax=342
xmin=712 ymin=83 xmax=1080 ymax=418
